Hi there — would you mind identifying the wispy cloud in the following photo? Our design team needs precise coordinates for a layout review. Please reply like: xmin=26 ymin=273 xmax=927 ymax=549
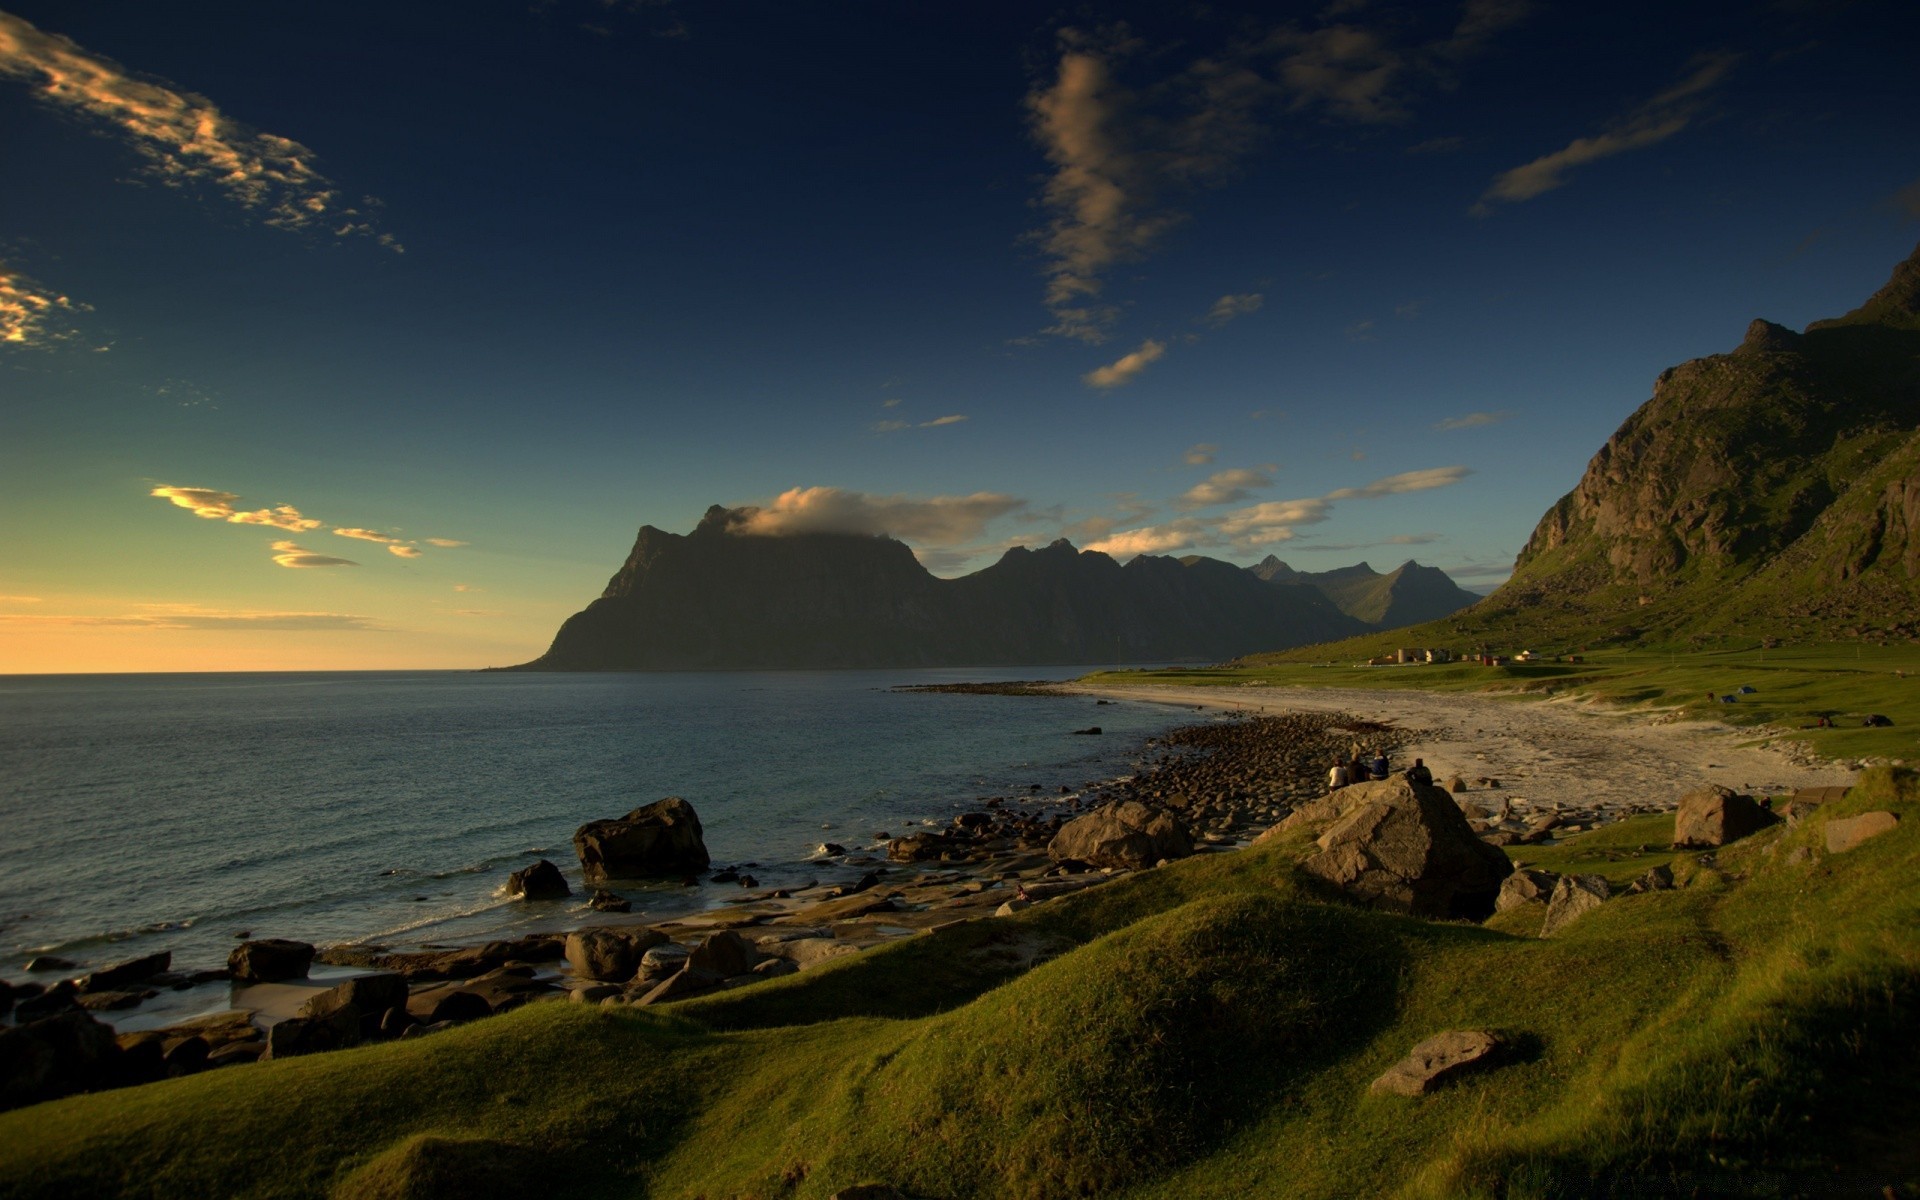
xmin=730 ymin=487 xmax=1026 ymax=546
xmin=1177 ymin=466 xmax=1275 ymax=510
xmin=871 ymin=419 xmax=912 ymax=433
xmin=333 ymin=527 xmax=405 ymax=544
xmin=0 ymin=595 xmax=43 ymax=603
xmin=0 ymin=263 xmax=89 ymax=347
xmin=270 ymin=541 xmax=358 ymax=569
xmin=1476 ymin=52 xmax=1738 ymax=213
xmin=0 ymin=11 xmax=398 ymax=247
xmin=388 ymin=545 xmax=422 ymax=559
xmin=1084 ymin=338 xmax=1166 ymax=388
xmin=1299 ymin=533 xmax=1443 ymax=552
xmin=1182 ymin=443 xmax=1219 ymax=466
xmin=1201 ymin=293 xmax=1263 ymax=326
xmin=1327 ymin=466 xmax=1474 ymax=499
xmin=425 ymin=538 xmax=468 ymax=548
xmin=1434 ymin=410 xmax=1514 ymax=431
xmin=151 ymin=486 xmax=323 ymax=532
xmin=920 ymin=414 xmax=968 ymax=427
xmin=0 ymin=604 xmax=381 ymax=630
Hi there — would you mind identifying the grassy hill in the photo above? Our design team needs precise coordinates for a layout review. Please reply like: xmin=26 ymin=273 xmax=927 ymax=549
xmin=5 ymin=770 xmax=1916 ymax=1199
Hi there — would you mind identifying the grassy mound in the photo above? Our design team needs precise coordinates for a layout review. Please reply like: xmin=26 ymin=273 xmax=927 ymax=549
xmin=4 ymin=773 xmax=1916 ymax=1199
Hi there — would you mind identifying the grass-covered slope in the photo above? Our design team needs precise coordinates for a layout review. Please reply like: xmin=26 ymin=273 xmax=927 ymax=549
xmin=4 ymin=772 xmax=1917 ymax=1200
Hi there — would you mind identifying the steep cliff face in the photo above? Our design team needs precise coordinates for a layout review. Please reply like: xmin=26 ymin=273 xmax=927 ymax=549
xmin=1485 ymin=240 xmax=1920 ymax=644
xmin=514 ymin=514 xmax=1368 ymax=670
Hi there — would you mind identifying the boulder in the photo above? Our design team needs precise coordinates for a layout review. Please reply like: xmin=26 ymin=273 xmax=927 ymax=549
xmin=1295 ymin=777 xmax=1514 ymax=920
xmin=636 ymin=966 xmax=725 ymax=1005
xmin=263 ymin=1014 xmax=356 ymax=1060
xmin=686 ymin=930 xmax=758 ymax=977
xmin=426 ymin=990 xmax=494 ymax=1024
xmin=505 ymin=859 xmax=571 ymax=900
xmin=587 ymin=889 xmax=631 ymax=913
xmin=1539 ymin=874 xmax=1610 ymax=937
xmin=1672 ymin=785 xmax=1779 ymax=848
xmin=317 ymin=934 xmax=564 ymax=982
xmin=1494 ymin=869 xmax=1559 ymax=913
xmin=74 ymin=950 xmax=171 ymax=993
xmin=15 ymin=982 xmax=79 ymax=1022
xmin=777 ymin=938 xmax=863 ymax=971
xmin=888 ymin=832 xmax=958 ymax=863
xmin=1625 ymin=864 xmax=1675 ymax=894
xmin=636 ymin=944 xmax=691 ymax=985
xmin=573 ymin=797 xmax=710 ymax=882
xmin=299 ymin=973 xmax=410 ymax=1035
xmin=1368 ymin=1030 xmax=1505 ymax=1096
xmin=565 ymin=926 xmax=669 ymax=982
xmin=23 ymin=955 xmax=75 ymax=973
xmin=1825 ymin=811 xmax=1900 ymax=853
xmin=1047 ymin=800 xmax=1193 ymax=871
xmin=0 ymin=1010 xmax=122 ymax=1111
xmin=227 ymin=938 xmax=315 ymax=983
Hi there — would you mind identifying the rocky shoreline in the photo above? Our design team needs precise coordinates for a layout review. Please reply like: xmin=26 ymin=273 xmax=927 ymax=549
xmin=1 ymin=686 xmax=1819 ymax=1113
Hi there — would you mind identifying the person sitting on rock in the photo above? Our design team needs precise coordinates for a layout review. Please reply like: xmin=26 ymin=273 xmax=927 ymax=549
xmin=1404 ymin=758 xmax=1433 ymax=786
xmin=1327 ymin=760 xmax=1350 ymax=791
xmin=1347 ymin=752 xmax=1370 ymax=785
xmin=1369 ymin=750 xmax=1389 ymax=780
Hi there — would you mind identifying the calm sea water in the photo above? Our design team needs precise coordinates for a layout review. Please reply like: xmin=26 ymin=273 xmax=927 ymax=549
xmin=0 ymin=668 xmax=1198 ymax=979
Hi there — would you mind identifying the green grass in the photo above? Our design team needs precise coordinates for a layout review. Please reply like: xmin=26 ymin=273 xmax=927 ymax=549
xmin=4 ymin=773 xmax=1917 ymax=1199
xmin=1085 ymin=643 xmax=1920 ymax=760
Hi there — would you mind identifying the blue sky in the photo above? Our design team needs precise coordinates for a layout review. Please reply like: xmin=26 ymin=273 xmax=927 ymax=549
xmin=2 ymin=0 xmax=1916 ymax=670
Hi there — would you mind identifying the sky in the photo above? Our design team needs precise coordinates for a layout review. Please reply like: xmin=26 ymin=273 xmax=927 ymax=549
xmin=2 ymin=0 xmax=1917 ymax=672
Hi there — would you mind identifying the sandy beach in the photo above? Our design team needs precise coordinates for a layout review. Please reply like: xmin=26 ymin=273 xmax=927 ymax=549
xmin=1061 ymin=682 xmax=1856 ymax=817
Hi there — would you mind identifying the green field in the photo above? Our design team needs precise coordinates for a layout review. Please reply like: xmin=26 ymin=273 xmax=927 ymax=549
xmin=5 ymin=770 xmax=1916 ymax=1199
xmin=1085 ymin=643 xmax=1920 ymax=762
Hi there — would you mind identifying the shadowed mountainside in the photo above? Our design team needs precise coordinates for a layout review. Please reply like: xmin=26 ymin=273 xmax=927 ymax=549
xmin=1244 ymin=556 xmax=1481 ymax=630
xmin=508 ymin=509 xmax=1368 ymax=669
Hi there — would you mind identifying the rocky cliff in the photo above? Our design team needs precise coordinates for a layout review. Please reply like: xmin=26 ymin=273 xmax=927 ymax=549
xmin=1478 ymin=240 xmax=1920 ymax=646
xmin=511 ymin=506 xmax=1367 ymax=669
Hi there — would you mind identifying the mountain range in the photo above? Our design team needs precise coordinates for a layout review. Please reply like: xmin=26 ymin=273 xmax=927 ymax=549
xmin=509 ymin=514 xmax=1476 ymax=671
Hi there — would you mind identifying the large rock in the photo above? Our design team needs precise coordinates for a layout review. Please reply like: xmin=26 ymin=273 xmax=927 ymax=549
xmin=1047 ymin=800 xmax=1192 ymax=870
xmin=574 ymin=797 xmax=710 ymax=882
xmin=1825 ymin=811 xmax=1899 ymax=853
xmin=505 ymin=859 xmax=571 ymax=900
xmin=0 ymin=1010 xmax=121 ymax=1111
xmin=565 ymin=927 xmax=668 ymax=982
xmin=74 ymin=951 xmax=171 ymax=994
xmin=1672 ymin=785 xmax=1779 ymax=848
xmin=1369 ymin=1030 xmax=1506 ymax=1096
xmin=227 ymin=938 xmax=315 ymax=983
xmin=1540 ymin=873 xmax=1610 ymax=937
xmin=686 ymin=930 xmax=757 ymax=977
xmin=298 ymin=973 xmax=410 ymax=1037
xmin=1295 ymin=777 xmax=1513 ymax=919
xmin=1494 ymin=868 xmax=1559 ymax=913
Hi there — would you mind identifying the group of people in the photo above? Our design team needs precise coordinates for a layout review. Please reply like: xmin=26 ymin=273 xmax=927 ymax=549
xmin=1326 ymin=750 xmax=1433 ymax=791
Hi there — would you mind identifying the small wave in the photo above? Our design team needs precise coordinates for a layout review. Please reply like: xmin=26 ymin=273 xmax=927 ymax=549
xmin=361 ymin=895 xmax=514 ymax=943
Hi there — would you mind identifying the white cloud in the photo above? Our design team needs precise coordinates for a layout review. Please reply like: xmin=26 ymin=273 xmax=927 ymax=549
xmin=1434 ymin=410 xmax=1514 ymax=431
xmin=871 ymin=419 xmax=912 ymax=432
xmin=1217 ymin=497 xmax=1333 ymax=543
xmin=1202 ymin=293 xmax=1263 ymax=326
xmin=425 ymin=538 xmax=468 ymax=548
xmin=1326 ymin=466 xmax=1473 ymax=499
xmin=1177 ymin=466 xmax=1275 ymax=510
xmin=1182 ymin=443 xmax=1219 ymax=466
xmin=731 ymin=487 xmax=1026 ymax=546
xmin=333 ymin=527 xmax=405 ymax=544
xmin=1084 ymin=338 xmax=1166 ymax=388
xmin=0 ymin=263 xmax=88 ymax=348
xmin=0 ymin=11 xmax=397 ymax=246
xmin=920 ymin=414 xmax=968 ymax=427
xmin=269 ymin=541 xmax=358 ymax=569
xmin=388 ymin=544 xmax=423 ymax=559
xmin=1086 ymin=519 xmax=1217 ymax=558
xmin=1476 ymin=52 xmax=1738 ymax=212
xmin=228 ymin=505 xmax=323 ymax=532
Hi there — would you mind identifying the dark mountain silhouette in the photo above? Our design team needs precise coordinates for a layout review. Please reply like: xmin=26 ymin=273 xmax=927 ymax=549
xmin=1242 ymin=555 xmax=1480 ymax=630
xmin=507 ymin=506 xmax=1367 ymax=669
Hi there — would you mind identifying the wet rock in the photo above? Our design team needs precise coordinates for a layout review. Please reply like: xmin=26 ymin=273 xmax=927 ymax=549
xmin=573 ymin=797 xmax=710 ymax=882
xmin=505 ymin=858 xmax=571 ymax=901
xmin=1673 ymin=785 xmax=1778 ymax=849
xmin=15 ymin=981 xmax=79 ymax=1022
xmin=263 ymin=1014 xmax=356 ymax=1060
xmin=888 ymin=832 xmax=958 ymax=863
xmin=75 ymin=989 xmax=150 ymax=1012
xmin=1825 ymin=811 xmax=1899 ymax=853
xmin=316 ymin=935 xmax=563 ymax=982
xmin=635 ymin=943 xmax=691 ymax=985
xmin=566 ymin=926 xmax=669 ymax=982
xmin=1540 ymin=874 xmax=1610 ymax=937
xmin=636 ymin=966 xmax=725 ymax=1005
xmin=23 ymin=956 xmax=75 ymax=973
xmin=299 ymin=973 xmax=410 ymax=1040
xmin=1047 ymin=800 xmax=1192 ymax=871
xmin=228 ymin=938 xmax=315 ymax=983
xmin=74 ymin=951 xmax=171 ymax=994
xmin=587 ymin=889 xmax=631 ymax=913
xmin=1296 ymin=777 xmax=1513 ymax=920
xmin=1369 ymin=1030 xmax=1506 ymax=1096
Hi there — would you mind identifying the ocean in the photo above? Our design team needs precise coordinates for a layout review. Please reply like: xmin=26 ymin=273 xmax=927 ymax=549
xmin=0 ymin=667 xmax=1202 ymax=987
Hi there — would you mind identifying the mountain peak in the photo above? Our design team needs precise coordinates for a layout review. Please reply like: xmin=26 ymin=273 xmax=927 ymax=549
xmin=1808 ymin=238 xmax=1920 ymax=333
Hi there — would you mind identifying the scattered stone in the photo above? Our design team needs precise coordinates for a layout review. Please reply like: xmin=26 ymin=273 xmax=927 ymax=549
xmin=74 ymin=951 xmax=171 ymax=994
xmin=587 ymin=889 xmax=631 ymax=913
xmin=636 ymin=966 xmax=725 ymax=1006
xmin=1625 ymin=864 xmax=1675 ymax=894
xmin=1369 ymin=1030 xmax=1506 ymax=1096
xmin=574 ymin=797 xmax=710 ymax=882
xmin=1295 ymin=777 xmax=1513 ymax=920
xmin=227 ymin=938 xmax=315 ymax=983
xmin=993 ymin=899 xmax=1030 ymax=917
xmin=571 ymin=983 xmax=622 ymax=1004
xmin=1494 ymin=869 xmax=1559 ymax=913
xmin=1048 ymin=800 xmax=1193 ymax=871
xmin=887 ymin=832 xmax=958 ymax=863
xmin=505 ymin=859 xmax=571 ymax=901
xmin=1446 ymin=776 xmax=1467 ymax=793
xmin=1825 ymin=811 xmax=1900 ymax=854
xmin=1672 ymin=785 xmax=1778 ymax=849
xmin=1540 ymin=874 xmax=1610 ymax=937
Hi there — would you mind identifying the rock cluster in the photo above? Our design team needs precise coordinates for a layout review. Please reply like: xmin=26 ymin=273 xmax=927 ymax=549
xmin=1047 ymin=800 xmax=1192 ymax=870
